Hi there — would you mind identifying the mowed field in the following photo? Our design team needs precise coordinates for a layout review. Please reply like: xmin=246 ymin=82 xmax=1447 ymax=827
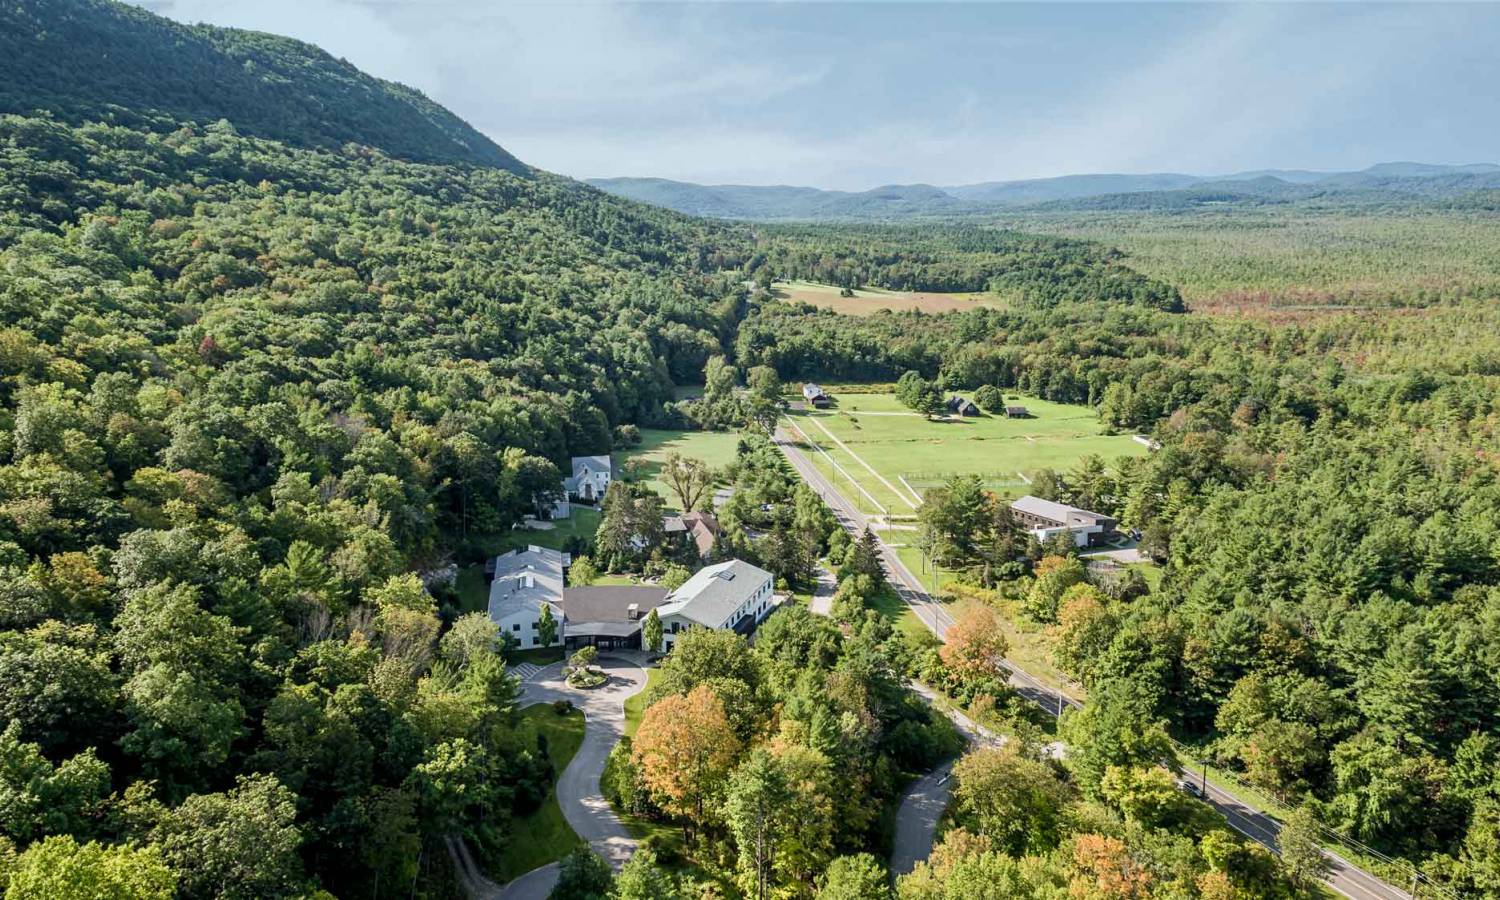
xmin=617 ymin=427 xmax=744 ymax=510
xmin=774 ymin=280 xmax=1007 ymax=316
xmin=783 ymin=392 xmax=1146 ymax=516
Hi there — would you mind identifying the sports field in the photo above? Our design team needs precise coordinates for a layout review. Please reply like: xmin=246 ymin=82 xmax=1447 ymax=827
xmin=783 ymin=392 xmax=1146 ymax=518
xmin=774 ymin=280 xmax=1007 ymax=316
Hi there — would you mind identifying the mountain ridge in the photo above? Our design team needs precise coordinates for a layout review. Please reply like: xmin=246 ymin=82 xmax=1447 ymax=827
xmin=588 ymin=162 xmax=1500 ymax=220
xmin=0 ymin=0 xmax=528 ymax=173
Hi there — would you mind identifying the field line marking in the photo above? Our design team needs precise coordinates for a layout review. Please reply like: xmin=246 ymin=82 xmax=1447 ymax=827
xmin=808 ymin=416 xmax=921 ymax=510
xmin=781 ymin=417 xmax=889 ymax=517
xmin=897 ymin=474 xmax=922 ymax=504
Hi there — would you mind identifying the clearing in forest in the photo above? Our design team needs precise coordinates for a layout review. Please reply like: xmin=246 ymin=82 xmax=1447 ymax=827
xmin=784 ymin=392 xmax=1146 ymax=516
xmin=773 ymin=280 xmax=1007 ymax=316
xmin=616 ymin=427 xmax=744 ymax=510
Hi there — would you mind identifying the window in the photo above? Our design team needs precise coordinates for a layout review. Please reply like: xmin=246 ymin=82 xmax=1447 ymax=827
xmin=512 ymin=623 xmax=521 ymax=632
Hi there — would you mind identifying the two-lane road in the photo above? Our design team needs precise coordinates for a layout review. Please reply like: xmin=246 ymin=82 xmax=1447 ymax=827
xmin=774 ymin=424 xmax=1412 ymax=900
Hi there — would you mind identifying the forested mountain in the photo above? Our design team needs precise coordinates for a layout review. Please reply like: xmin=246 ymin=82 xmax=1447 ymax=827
xmin=590 ymin=162 xmax=1500 ymax=220
xmin=8 ymin=0 xmax=1498 ymax=896
xmin=0 ymin=0 xmax=527 ymax=172
xmin=586 ymin=177 xmax=974 ymax=219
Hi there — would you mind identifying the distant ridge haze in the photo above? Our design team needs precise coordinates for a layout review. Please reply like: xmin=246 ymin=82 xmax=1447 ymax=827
xmin=588 ymin=162 xmax=1500 ymax=220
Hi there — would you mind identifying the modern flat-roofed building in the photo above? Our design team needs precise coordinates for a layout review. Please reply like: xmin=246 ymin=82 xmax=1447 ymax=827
xmin=1009 ymin=495 xmax=1118 ymax=548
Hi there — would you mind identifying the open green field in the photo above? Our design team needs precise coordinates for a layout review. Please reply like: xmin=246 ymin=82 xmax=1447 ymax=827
xmin=785 ymin=392 xmax=1147 ymax=516
xmin=617 ymin=427 xmax=744 ymax=510
xmin=491 ymin=704 xmax=586 ymax=883
xmin=775 ymin=280 xmax=1007 ymax=316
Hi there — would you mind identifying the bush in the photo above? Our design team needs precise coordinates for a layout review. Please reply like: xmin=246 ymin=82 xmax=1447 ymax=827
xmin=641 ymin=833 xmax=680 ymax=867
xmin=974 ymin=384 xmax=1004 ymax=412
xmin=566 ymin=667 xmax=607 ymax=689
xmin=552 ymin=699 xmax=574 ymax=715
xmin=550 ymin=848 xmax=613 ymax=900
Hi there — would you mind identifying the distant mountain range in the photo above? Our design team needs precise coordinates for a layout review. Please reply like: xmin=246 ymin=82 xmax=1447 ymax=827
xmin=589 ymin=163 xmax=1500 ymax=220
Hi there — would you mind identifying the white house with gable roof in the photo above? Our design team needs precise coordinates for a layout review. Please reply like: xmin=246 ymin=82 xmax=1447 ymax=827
xmin=656 ymin=559 xmax=775 ymax=649
xmin=488 ymin=545 xmax=567 ymax=649
xmin=562 ymin=455 xmax=612 ymax=503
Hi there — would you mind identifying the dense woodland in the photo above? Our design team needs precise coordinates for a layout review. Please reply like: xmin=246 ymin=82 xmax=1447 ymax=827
xmin=3 ymin=0 xmax=1500 ymax=897
xmin=750 ymin=223 xmax=1185 ymax=310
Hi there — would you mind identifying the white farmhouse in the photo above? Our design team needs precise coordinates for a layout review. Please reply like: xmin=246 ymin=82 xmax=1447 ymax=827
xmin=487 ymin=545 xmax=566 ymax=649
xmin=656 ymin=559 xmax=776 ymax=649
xmin=562 ymin=455 xmax=612 ymax=503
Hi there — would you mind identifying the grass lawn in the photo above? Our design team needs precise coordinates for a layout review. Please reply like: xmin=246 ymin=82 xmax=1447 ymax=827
xmin=467 ymin=507 xmax=603 ymax=562
xmin=774 ymin=280 xmax=1007 ymax=316
xmin=623 ymin=667 xmax=663 ymax=738
xmin=617 ymin=428 xmax=744 ymax=510
xmin=867 ymin=585 xmax=942 ymax=649
xmin=786 ymin=392 xmax=1146 ymax=513
xmin=491 ymin=704 xmax=586 ymax=883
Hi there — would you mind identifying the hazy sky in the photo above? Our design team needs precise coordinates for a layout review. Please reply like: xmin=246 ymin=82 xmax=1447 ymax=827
xmin=135 ymin=1 xmax=1500 ymax=190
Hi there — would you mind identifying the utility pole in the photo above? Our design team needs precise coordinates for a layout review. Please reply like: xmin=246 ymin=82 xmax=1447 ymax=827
xmin=1201 ymin=762 xmax=1208 ymax=796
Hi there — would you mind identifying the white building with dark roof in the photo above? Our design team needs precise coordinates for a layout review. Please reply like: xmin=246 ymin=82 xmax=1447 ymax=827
xmin=1009 ymin=495 xmax=1118 ymax=548
xmin=656 ymin=559 xmax=776 ymax=648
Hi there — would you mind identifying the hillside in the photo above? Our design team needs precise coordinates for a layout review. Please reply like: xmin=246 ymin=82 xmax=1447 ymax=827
xmin=587 ymin=176 xmax=973 ymax=219
xmin=0 ymin=0 xmax=528 ymax=172
xmin=0 ymin=2 xmax=1209 ymax=895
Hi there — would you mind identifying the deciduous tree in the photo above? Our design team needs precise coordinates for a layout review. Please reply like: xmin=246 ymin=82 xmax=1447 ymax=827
xmin=632 ymin=684 xmax=741 ymax=842
xmin=939 ymin=604 xmax=1008 ymax=682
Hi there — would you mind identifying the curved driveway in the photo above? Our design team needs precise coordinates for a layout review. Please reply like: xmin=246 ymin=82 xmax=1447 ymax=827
xmin=495 ymin=656 xmax=649 ymax=900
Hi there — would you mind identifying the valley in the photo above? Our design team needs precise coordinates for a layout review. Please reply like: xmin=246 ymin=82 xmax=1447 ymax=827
xmin=0 ymin=2 xmax=1496 ymax=900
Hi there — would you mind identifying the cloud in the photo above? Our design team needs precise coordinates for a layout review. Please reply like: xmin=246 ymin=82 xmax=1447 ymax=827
xmin=132 ymin=1 xmax=1500 ymax=188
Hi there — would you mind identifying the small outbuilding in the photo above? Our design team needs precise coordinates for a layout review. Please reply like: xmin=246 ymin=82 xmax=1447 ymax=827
xmin=946 ymin=395 xmax=980 ymax=417
xmin=801 ymin=383 xmax=831 ymax=408
xmin=1004 ymin=405 xmax=1031 ymax=419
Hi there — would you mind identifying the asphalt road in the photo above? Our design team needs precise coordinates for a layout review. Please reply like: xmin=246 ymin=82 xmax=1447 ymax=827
xmin=491 ymin=657 xmax=650 ymax=900
xmin=774 ymin=425 xmax=1412 ymax=900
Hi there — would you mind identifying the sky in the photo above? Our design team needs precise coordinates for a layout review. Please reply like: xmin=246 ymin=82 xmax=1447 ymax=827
xmin=135 ymin=1 xmax=1500 ymax=190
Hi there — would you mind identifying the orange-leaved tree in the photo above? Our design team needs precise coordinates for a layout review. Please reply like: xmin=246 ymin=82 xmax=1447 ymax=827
xmin=1068 ymin=833 xmax=1152 ymax=899
xmin=939 ymin=603 xmax=1009 ymax=681
xmin=631 ymin=683 xmax=740 ymax=843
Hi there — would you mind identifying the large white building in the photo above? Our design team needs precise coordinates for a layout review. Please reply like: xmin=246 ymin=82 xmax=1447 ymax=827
xmin=488 ymin=545 xmax=567 ymax=649
xmin=486 ymin=551 xmax=777 ymax=653
xmin=656 ymin=559 xmax=776 ymax=649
